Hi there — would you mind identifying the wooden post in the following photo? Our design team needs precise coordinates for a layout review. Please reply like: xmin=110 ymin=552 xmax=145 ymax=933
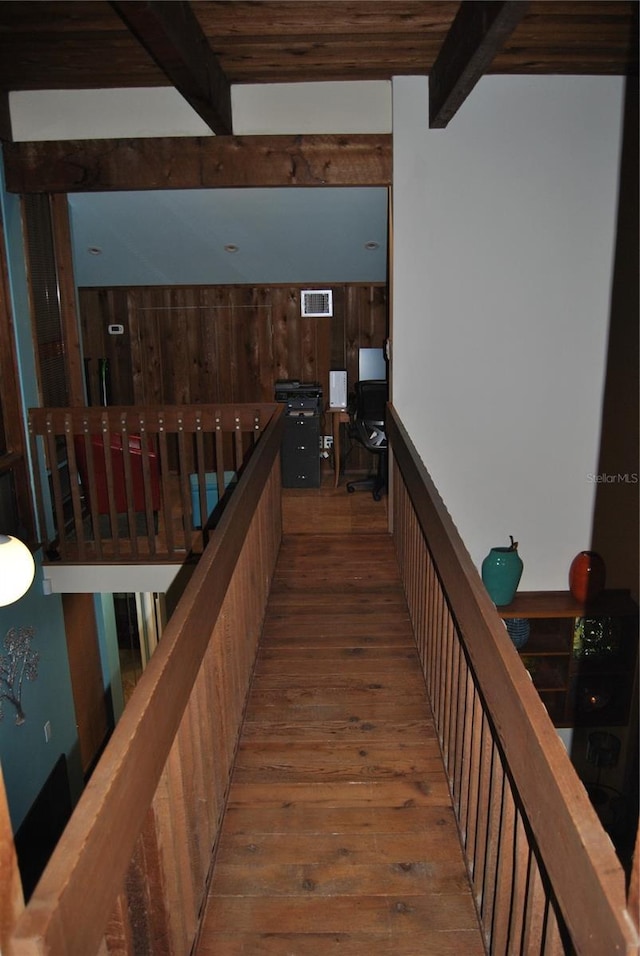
xmin=629 ymin=824 xmax=640 ymax=935
xmin=0 ymin=761 xmax=24 ymax=951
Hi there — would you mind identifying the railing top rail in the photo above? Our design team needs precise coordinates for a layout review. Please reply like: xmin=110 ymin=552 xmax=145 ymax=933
xmin=387 ymin=405 xmax=638 ymax=956
xmin=9 ymin=404 xmax=285 ymax=956
xmin=28 ymin=403 xmax=279 ymax=434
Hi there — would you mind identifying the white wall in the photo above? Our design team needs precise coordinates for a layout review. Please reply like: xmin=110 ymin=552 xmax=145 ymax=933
xmin=232 ymin=81 xmax=391 ymax=134
xmin=10 ymin=81 xmax=391 ymax=140
xmin=392 ymin=75 xmax=624 ymax=590
xmin=9 ymin=88 xmax=213 ymax=141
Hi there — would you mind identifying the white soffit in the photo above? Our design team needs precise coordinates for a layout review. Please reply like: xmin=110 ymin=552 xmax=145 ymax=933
xmin=9 ymin=81 xmax=392 ymax=142
xmin=42 ymin=563 xmax=183 ymax=596
xmin=231 ymin=81 xmax=392 ymax=134
xmin=9 ymin=87 xmax=214 ymax=141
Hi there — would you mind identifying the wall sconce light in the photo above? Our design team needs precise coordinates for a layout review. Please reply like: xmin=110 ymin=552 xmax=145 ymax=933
xmin=0 ymin=535 xmax=36 ymax=607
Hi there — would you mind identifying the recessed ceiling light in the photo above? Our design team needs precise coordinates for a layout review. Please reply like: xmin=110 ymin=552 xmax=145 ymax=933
xmin=88 ymin=246 xmax=102 ymax=255
xmin=364 ymin=241 xmax=380 ymax=251
xmin=224 ymin=243 xmax=239 ymax=254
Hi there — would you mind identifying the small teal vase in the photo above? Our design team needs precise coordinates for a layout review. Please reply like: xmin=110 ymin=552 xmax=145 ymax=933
xmin=482 ymin=536 xmax=523 ymax=606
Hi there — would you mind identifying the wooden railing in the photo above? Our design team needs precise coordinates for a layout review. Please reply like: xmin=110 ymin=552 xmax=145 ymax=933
xmin=4 ymin=406 xmax=285 ymax=955
xmin=387 ymin=407 xmax=639 ymax=956
xmin=28 ymin=404 xmax=280 ymax=562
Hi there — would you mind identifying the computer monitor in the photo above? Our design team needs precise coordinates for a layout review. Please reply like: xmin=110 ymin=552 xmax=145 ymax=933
xmin=358 ymin=347 xmax=387 ymax=382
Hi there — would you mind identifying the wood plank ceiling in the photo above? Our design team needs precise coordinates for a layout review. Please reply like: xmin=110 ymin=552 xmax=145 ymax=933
xmin=0 ymin=1 xmax=637 ymax=133
xmin=0 ymin=1 xmax=636 ymax=193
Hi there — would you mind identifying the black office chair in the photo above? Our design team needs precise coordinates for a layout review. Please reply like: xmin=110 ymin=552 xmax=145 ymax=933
xmin=346 ymin=379 xmax=388 ymax=501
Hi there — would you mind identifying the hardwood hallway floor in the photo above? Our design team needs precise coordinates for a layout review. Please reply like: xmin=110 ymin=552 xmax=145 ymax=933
xmin=195 ymin=532 xmax=485 ymax=955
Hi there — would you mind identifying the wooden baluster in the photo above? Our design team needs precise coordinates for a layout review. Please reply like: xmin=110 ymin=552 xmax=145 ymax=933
xmin=438 ymin=590 xmax=450 ymax=738
xmin=459 ymin=667 xmax=477 ymax=850
xmin=64 ymin=413 xmax=87 ymax=561
xmin=176 ymin=414 xmax=193 ymax=541
xmin=44 ymin=413 xmax=67 ymax=557
xmin=541 ymin=901 xmax=568 ymax=956
xmin=426 ymin=548 xmax=437 ymax=701
xmin=214 ymin=412 xmax=225 ymax=509
xmin=194 ymin=411 xmax=208 ymax=543
xmin=452 ymin=641 xmax=468 ymax=819
xmin=434 ymin=566 xmax=447 ymax=730
xmin=465 ymin=695 xmax=484 ymax=889
xmin=119 ymin=413 xmax=139 ymax=559
xmin=101 ymin=414 xmax=121 ymax=559
xmin=156 ymin=413 xmax=175 ymax=557
xmin=27 ymin=414 xmax=47 ymax=552
xmin=520 ymin=842 xmax=548 ymax=955
xmin=137 ymin=414 xmax=156 ymax=556
xmin=432 ymin=567 xmax=443 ymax=729
xmin=233 ymin=413 xmax=243 ymax=472
xmin=81 ymin=417 xmax=103 ymax=560
xmin=474 ymin=725 xmax=497 ymax=933
xmin=441 ymin=611 xmax=456 ymax=773
xmin=513 ymin=834 xmax=537 ymax=950
xmin=444 ymin=615 xmax=460 ymax=779
xmin=490 ymin=781 xmax=518 ymax=955
xmin=414 ymin=513 xmax=423 ymax=658
xmin=412 ymin=514 xmax=424 ymax=665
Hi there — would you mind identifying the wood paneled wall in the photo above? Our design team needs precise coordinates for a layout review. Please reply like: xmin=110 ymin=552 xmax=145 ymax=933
xmin=78 ymin=284 xmax=388 ymax=408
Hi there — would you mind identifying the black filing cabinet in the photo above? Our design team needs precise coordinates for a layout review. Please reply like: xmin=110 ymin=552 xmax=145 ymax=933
xmin=281 ymin=413 xmax=321 ymax=487
xmin=276 ymin=381 xmax=322 ymax=488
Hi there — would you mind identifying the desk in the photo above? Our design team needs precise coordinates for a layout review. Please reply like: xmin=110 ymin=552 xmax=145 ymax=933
xmin=327 ymin=406 xmax=350 ymax=488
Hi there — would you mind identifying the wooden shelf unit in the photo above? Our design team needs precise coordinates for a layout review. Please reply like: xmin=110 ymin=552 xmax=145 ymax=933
xmin=499 ymin=590 xmax=638 ymax=728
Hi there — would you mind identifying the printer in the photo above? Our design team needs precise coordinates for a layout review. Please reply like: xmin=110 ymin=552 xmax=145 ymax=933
xmin=274 ymin=380 xmax=323 ymax=414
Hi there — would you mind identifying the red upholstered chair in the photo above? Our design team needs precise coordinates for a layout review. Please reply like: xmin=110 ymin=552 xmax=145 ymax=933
xmin=74 ymin=433 xmax=160 ymax=516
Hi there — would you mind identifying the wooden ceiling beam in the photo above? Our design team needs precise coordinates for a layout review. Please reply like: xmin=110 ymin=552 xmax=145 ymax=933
xmin=0 ymin=91 xmax=12 ymax=143
xmin=2 ymin=135 xmax=392 ymax=193
xmin=429 ymin=0 xmax=530 ymax=128
xmin=109 ymin=0 xmax=233 ymax=135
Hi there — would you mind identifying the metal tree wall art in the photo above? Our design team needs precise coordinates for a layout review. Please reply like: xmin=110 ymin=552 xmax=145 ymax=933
xmin=0 ymin=626 xmax=39 ymax=725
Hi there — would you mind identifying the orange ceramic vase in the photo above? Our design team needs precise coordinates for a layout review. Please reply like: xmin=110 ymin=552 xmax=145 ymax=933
xmin=568 ymin=551 xmax=606 ymax=602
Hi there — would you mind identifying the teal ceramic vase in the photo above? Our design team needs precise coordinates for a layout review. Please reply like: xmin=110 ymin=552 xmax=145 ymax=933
xmin=482 ymin=536 xmax=523 ymax=606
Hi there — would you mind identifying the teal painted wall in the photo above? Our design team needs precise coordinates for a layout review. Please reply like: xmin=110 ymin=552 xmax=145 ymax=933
xmin=0 ymin=157 xmax=83 ymax=831
xmin=0 ymin=556 xmax=83 ymax=831
xmin=95 ymin=593 xmax=124 ymax=724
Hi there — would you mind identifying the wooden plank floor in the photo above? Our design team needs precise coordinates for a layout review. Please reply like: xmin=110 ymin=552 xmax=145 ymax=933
xmin=195 ymin=533 xmax=484 ymax=955
xmin=281 ymin=465 xmax=389 ymax=534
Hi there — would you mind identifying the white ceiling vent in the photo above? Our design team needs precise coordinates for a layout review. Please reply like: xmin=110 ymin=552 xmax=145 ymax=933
xmin=301 ymin=289 xmax=333 ymax=317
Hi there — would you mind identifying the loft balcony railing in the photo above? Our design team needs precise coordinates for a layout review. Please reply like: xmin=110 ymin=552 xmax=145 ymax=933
xmin=3 ymin=403 xmax=286 ymax=955
xmin=386 ymin=406 xmax=639 ymax=955
xmin=27 ymin=403 xmax=282 ymax=563
xmin=1 ymin=404 xmax=637 ymax=954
